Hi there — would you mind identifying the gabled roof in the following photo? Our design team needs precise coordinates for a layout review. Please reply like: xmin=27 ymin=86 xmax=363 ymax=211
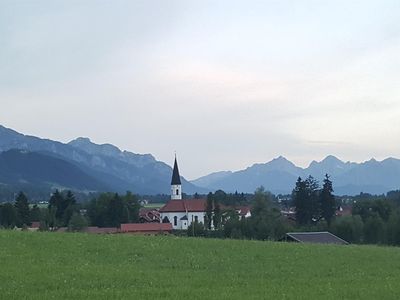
xmin=180 ymin=215 xmax=188 ymax=220
xmin=236 ymin=206 xmax=251 ymax=216
xmin=171 ymin=157 xmax=181 ymax=185
xmin=285 ymin=232 xmax=349 ymax=245
xmin=159 ymin=199 xmax=207 ymax=213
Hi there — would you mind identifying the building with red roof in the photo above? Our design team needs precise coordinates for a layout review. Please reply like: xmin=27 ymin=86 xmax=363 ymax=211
xmin=160 ymin=198 xmax=208 ymax=230
xmin=160 ymin=156 xmax=252 ymax=230
xmin=159 ymin=157 xmax=209 ymax=230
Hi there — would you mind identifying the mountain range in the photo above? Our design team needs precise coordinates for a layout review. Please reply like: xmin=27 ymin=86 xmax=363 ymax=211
xmin=191 ymin=155 xmax=400 ymax=195
xmin=0 ymin=125 xmax=201 ymax=195
xmin=0 ymin=124 xmax=399 ymax=196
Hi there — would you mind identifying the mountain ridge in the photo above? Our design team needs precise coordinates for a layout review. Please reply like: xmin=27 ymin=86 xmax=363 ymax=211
xmin=1 ymin=124 xmax=399 ymax=196
xmin=191 ymin=155 xmax=400 ymax=195
xmin=0 ymin=125 xmax=203 ymax=195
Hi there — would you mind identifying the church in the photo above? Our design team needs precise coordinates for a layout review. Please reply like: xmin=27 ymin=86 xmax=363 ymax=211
xmin=159 ymin=157 xmax=208 ymax=230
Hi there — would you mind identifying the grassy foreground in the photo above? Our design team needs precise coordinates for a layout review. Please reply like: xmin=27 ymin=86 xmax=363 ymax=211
xmin=1 ymin=231 xmax=400 ymax=299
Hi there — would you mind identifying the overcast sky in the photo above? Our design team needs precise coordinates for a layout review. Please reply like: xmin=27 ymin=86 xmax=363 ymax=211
xmin=1 ymin=0 xmax=400 ymax=179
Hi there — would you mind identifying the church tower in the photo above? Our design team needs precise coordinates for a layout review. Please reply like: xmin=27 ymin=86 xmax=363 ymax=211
xmin=171 ymin=156 xmax=182 ymax=200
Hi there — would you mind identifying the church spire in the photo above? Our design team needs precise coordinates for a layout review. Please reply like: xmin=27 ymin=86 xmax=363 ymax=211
xmin=171 ymin=155 xmax=182 ymax=200
xmin=171 ymin=156 xmax=181 ymax=185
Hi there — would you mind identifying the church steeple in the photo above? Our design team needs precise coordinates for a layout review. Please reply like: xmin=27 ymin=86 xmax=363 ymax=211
xmin=171 ymin=155 xmax=182 ymax=200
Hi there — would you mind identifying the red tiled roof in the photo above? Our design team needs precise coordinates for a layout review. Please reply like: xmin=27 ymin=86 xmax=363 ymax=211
xmin=236 ymin=206 xmax=251 ymax=216
xmin=120 ymin=223 xmax=172 ymax=232
xmin=159 ymin=199 xmax=207 ymax=213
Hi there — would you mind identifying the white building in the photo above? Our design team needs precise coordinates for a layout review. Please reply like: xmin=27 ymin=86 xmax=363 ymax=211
xmin=159 ymin=156 xmax=251 ymax=230
xmin=159 ymin=156 xmax=208 ymax=230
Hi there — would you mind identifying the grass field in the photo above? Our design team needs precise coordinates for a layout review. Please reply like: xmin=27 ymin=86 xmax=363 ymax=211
xmin=1 ymin=231 xmax=400 ymax=299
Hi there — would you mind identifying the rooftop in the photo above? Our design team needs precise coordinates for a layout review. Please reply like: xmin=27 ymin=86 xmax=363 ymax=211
xmin=159 ymin=199 xmax=207 ymax=213
xmin=285 ymin=232 xmax=349 ymax=245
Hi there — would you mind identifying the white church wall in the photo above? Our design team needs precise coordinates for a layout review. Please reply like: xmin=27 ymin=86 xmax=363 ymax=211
xmin=160 ymin=211 xmax=206 ymax=230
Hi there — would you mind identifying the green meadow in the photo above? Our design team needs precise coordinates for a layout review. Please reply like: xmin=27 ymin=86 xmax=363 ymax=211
xmin=1 ymin=230 xmax=400 ymax=299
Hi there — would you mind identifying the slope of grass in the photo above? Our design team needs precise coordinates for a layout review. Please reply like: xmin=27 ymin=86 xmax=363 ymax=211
xmin=1 ymin=230 xmax=400 ymax=299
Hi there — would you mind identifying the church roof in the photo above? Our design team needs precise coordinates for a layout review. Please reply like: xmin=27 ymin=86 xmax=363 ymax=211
xmin=171 ymin=157 xmax=181 ymax=185
xmin=159 ymin=199 xmax=207 ymax=213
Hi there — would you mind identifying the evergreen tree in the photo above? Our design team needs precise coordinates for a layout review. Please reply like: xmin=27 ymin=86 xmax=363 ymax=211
xmin=14 ymin=192 xmax=31 ymax=227
xmin=0 ymin=203 xmax=17 ymax=228
xmin=293 ymin=176 xmax=321 ymax=225
xmin=320 ymin=174 xmax=336 ymax=225
xmin=293 ymin=177 xmax=308 ymax=225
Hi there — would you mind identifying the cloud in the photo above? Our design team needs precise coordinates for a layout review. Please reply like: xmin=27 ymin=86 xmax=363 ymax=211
xmin=1 ymin=1 xmax=400 ymax=178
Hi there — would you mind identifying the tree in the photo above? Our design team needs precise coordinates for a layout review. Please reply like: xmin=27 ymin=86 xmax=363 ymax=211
xmin=293 ymin=177 xmax=309 ymax=225
xmin=386 ymin=211 xmax=400 ymax=245
xmin=68 ymin=212 xmax=88 ymax=232
xmin=249 ymin=186 xmax=282 ymax=240
xmin=107 ymin=193 xmax=128 ymax=227
xmin=62 ymin=191 xmax=77 ymax=226
xmin=306 ymin=176 xmax=321 ymax=223
xmin=293 ymin=176 xmax=320 ymax=225
xmin=212 ymin=201 xmax=222 ymax=230
xmin=364 ymin=214 xmax=385 ymax=244
xmin=205 ymin=193 xmax=213 ymax=230
xmin=87 ymin=192 xmax=140 ymax=228
xmin=330 ymin=215 xmax=363 ymax=243
xmin=48 ymin=190 xmax=78 ymax=227
xmin=14 ymin=192 xmax=31 ymax=227
xmin=320 ymin=174 xmax=336 ymax=225
xmin=353 ymin=199 xmax=393 ymax=222
xmin=30 ymin=205 xmax=42 ymax=222
xmin=123 ymin=191 xmax=140 ymax=223
xmin=187 ymin=221 xmax=205 ymax=237
xmin=0 ymin=203 xmax=17 ymax=228
xmin=41 ymin=206 xmax=57 ymax=230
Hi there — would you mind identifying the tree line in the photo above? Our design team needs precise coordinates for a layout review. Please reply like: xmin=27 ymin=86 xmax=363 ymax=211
xmin=189 ymin=175 xmax=400 ymax=246
xmin=0 ymin=190 xmax=140 ymax=231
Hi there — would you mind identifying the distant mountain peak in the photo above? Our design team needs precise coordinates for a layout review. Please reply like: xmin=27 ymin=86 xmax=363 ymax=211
xmin=322 ymin=155 xmax=342 ymax=163
xmin=268 ymin=156 xmax=296 ymax=167
xmin=72 ymin=137 xmax=92 ymax=143
xmin=69 ymin=137 xmax=121 ymax=157
xmin=273 ymin=155 xmax=290 ymax=162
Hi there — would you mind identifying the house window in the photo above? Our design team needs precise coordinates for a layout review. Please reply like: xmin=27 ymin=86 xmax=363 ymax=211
xmin=194 ymin=216 xmax=198 ymax=223
xmin=176 ymin=189 xmax=179 ymax=195
xmin=174 ymin=216 xmax=177 ymax=226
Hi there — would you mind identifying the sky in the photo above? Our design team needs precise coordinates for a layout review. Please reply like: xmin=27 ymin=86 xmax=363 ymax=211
xmin=1 ymin=0 xmax=400 ymax=179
